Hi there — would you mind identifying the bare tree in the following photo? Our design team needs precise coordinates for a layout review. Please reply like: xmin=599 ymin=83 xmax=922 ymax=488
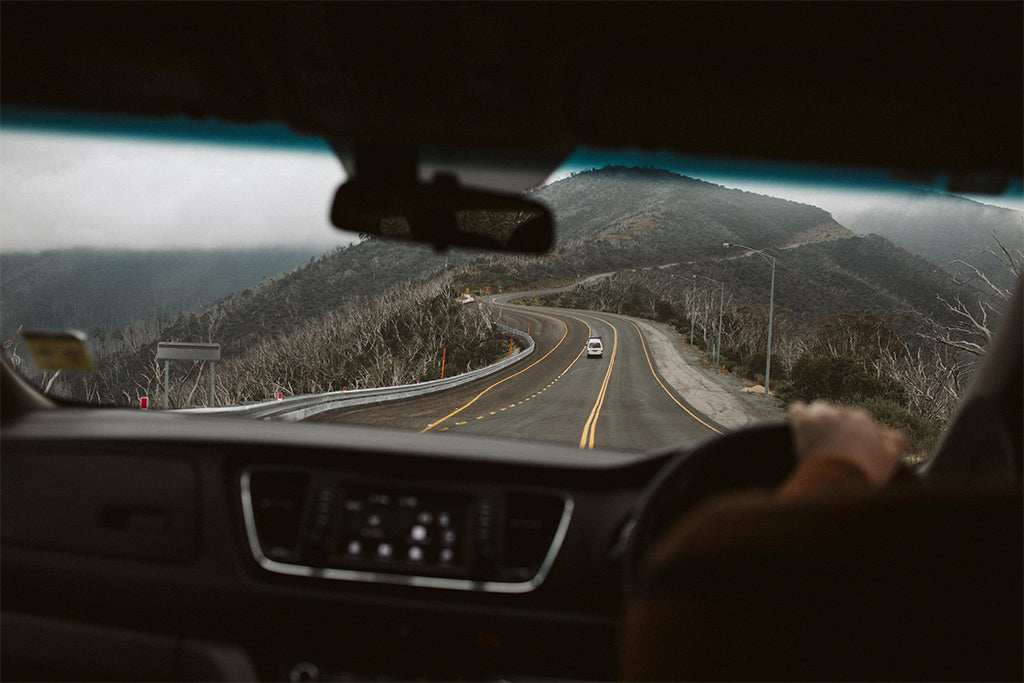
xmin=922 ymin=233 xmax=1021 ymax=356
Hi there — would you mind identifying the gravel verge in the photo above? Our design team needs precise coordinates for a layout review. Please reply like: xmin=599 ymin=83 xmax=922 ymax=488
xmin=631 ymin=317 xmax=785 ymax=430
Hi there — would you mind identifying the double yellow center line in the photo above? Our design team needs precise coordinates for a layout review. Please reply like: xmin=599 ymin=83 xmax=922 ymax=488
xmin=579 ymin=321 xmax=617 ymax=449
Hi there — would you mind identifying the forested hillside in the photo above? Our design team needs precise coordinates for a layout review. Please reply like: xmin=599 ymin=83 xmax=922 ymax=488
xmin=157 ymin=239 xmax=475 ymax=353
xmin=538 ymin=234 xmax=983 ymax=329
xmin=4 ymin=240 xmax=503 ymax=406
xmin=50 ymin=271 xmax=507 ymax=408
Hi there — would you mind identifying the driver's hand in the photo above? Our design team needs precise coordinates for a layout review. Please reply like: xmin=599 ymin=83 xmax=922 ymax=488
xmin=788 ymin=401 xmax=905 ymax=488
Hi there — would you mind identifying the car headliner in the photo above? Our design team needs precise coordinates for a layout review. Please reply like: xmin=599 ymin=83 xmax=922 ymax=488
xmin=2 ymin=2 xmax=1021 ymax=193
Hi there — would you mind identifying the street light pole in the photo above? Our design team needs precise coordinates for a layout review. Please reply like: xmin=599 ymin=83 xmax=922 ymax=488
xmin=724 ymin=243 xmax=776 ymax=399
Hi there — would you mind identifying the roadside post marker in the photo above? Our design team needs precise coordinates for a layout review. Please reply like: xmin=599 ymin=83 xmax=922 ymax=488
xmin=441 ymin=346 xmax=447 ymax=379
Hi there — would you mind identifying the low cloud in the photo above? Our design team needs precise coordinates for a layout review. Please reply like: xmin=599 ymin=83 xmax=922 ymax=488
xmin=1 ymin=131 xmax=356 ymax=253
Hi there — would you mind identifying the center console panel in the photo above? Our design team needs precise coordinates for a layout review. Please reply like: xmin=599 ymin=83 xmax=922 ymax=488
xmin=241 ymin=466 xmax=573 ymax=593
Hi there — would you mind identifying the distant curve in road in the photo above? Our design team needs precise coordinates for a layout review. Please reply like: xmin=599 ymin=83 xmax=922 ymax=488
xmin=307 ymin=297 xmax=724 ymax=453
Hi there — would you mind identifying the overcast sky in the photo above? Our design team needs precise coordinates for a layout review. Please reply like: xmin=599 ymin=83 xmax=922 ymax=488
xmin=2 ymin=131 xmax=1021 ymax=253
xmin=1 ymin=130 xmax=353 ymax=253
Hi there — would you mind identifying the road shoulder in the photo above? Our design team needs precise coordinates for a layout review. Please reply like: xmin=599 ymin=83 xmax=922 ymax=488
xmin=632 ymin=318 xmax=785 ymax=430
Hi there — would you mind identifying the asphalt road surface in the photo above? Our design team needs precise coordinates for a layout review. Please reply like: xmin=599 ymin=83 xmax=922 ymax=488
xmin=308 ymin=298 xmax=726 ymax=453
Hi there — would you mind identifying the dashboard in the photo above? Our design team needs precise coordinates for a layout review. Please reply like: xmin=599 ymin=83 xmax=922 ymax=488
xmin=2 ymin=408 xmax=666 ymax=681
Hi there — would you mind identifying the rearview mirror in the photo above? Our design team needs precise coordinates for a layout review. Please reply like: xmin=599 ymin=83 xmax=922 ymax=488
xmin=330 ymin=175 xmax=554 ymax=253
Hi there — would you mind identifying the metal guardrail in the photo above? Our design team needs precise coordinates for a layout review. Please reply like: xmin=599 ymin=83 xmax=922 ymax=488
xmin=177 ymin=323 xmax=534 ymax=421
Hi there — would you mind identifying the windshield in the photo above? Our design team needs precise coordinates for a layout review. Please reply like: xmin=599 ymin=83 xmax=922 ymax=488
xmin=2 ymin=119 xmax=1022 ymax=459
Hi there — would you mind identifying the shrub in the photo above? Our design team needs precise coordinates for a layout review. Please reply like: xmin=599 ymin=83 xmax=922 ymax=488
xmin=789 ymin=354 xmax=903 ymax=404
xmin=654 ymin=299 xmax=675 ymax=322
xmin=857 ymin=396 xmax=944 ymax=459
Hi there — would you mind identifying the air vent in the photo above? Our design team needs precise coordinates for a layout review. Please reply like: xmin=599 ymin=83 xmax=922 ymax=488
xmin=246 ymin=470 xmax=310 ymax=564
xmin=500 ymin=492 xmax=568 ymax=582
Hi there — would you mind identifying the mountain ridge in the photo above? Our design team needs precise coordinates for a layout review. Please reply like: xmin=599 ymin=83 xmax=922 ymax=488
xmin=532 ymin=166 xmax=857 ymax=254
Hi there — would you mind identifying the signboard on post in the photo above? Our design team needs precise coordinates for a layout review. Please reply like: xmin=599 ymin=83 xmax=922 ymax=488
xmin=156 ymin=342 xmax=221 ymax=409
xmin=156 ymin=342 xmax=221 ymax=362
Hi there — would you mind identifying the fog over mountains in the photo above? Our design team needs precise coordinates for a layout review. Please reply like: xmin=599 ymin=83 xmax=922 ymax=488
xmin=830 ymin=190 xmax=1022 ymax=290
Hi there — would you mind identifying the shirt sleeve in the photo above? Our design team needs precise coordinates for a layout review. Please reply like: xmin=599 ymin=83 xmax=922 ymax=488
xmin=777 ymin=454 xmax=872 ymax=499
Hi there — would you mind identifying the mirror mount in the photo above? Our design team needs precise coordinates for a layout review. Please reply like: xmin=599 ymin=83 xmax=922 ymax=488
xmin=329 ymin=142 xmax=554 ymax=254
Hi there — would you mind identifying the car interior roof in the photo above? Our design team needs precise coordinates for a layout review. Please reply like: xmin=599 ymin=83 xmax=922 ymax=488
xmin=2 ymin=2 xmax=1021 ymax=189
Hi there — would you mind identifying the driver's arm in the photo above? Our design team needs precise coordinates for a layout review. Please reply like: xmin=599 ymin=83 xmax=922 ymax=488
xmin=779 ymin=401 xmax=905 ymax=498
xmin=642 ymin=401 xmax=907 ymax=569
xmin=623 ymin=402 xmax=907 ymax=681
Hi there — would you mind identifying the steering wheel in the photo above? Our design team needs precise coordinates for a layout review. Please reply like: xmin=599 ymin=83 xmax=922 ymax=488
xmin=621 ymin=419 xmax=929 ymax=590
xmin=621 ymin=423 xmax=796 ymax=587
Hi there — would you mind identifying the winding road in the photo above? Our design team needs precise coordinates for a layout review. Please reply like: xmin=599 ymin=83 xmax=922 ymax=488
xmin=308 ymin=297 xmax=728 ymax=452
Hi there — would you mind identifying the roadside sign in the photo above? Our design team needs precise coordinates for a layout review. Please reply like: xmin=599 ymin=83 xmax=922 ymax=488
xmin=22 ymin=330 xmax=93 ymax=371
xmin=157 ymin=341 xmax=221 ymax=409
xmin=156 ymin=342 xmax=220 ymax=361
